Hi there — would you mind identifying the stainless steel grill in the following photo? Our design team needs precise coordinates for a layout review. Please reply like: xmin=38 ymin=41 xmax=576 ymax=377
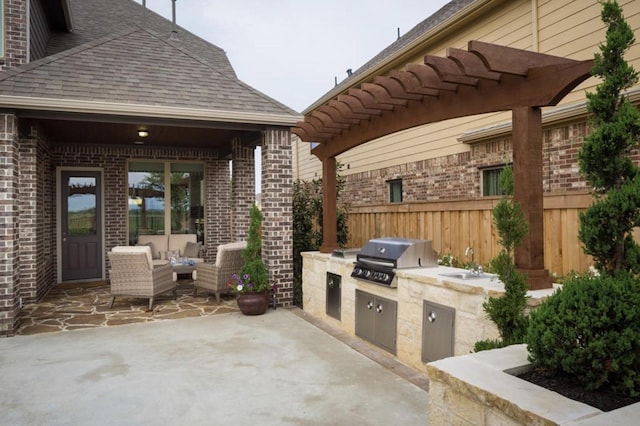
xmin=351 ymin=237 xmax=438 ymax=287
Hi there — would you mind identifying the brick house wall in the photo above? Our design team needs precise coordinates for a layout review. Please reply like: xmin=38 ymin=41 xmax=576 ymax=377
xmin=341 ymin=120 xmax=595 ymax=204
xmin=50 ymin=142 xmax=229 ymax=263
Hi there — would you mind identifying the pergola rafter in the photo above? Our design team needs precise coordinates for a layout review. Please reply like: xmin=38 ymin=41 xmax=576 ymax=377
xmin=292 ymin=41 xmax=594 ymax=289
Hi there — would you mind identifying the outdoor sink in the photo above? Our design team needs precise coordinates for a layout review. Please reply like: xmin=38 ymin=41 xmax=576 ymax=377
xmin=439 ymin=272 xmax=484 ymax=280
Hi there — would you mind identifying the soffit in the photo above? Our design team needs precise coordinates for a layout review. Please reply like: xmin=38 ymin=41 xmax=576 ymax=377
xmin=293 ymin=41 xmax=594 ymax=159
xmin=18 ymin=109 xmax=266 ymax=153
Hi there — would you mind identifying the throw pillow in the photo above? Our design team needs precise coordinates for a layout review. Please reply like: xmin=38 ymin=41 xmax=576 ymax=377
xmin=137 ymin=241 xmax=159 ymax=260
xmin=184 ymin=241 xmax=200 ymax=258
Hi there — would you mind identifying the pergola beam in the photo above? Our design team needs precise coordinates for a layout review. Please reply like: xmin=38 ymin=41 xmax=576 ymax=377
xmin=292 ymin=41 xmax=594 ymax=289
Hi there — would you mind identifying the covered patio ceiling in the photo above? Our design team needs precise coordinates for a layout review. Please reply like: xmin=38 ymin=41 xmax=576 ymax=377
xmin=21 ymin=115 xmax=263 ymax=153
xmin=292 ymin=41 xmax=594 ymax=290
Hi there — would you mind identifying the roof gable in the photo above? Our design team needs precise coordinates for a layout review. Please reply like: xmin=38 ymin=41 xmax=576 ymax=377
xmin=0 ymin=26 xmax=296 ymax=116
xmin=46 ymin=0 xmax=236 ymax=78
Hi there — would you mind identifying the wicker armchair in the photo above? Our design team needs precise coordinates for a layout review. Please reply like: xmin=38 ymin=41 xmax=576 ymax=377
xmin=108 ymin=246 xmax=176 ymax=310
xmin=194 ymin=241 xmax=247 ymax=302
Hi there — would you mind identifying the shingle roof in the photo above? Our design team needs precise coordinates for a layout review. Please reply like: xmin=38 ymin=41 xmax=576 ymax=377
xmin=2 ymin=0 xmax=297 ymax=117
xmin=0 ymin=26 xmax=296 ymax=115
xmin=47 ymin=0 xmax=236 ymax=79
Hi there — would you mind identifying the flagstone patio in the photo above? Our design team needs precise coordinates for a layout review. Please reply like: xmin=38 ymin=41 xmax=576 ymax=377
xmin=16 ymin=280 xmax=240 ymax=335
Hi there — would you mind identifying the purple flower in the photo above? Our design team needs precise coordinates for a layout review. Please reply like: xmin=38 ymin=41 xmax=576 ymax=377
xmin=243 ymin=274 xmax=249 ymax=281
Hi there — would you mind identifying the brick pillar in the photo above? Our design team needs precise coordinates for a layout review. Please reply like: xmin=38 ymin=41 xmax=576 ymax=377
xmin=0 ymin=113 xmax=20 ymax=336
xmin=18 ymin=131 xmax=37 ymax=302
xmin=261 ymin=128 xmax=293 ymax=307
xmin=205 ymin=159 xmax=231 ymax=260
xmin=231 ymin=138 xmax=255 ymax=240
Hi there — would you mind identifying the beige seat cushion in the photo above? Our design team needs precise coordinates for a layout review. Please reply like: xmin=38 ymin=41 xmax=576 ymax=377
xmin=137 ymin=235 xmax=169 ymax=259
xmin=169 ymin=234 xmax=197 ymax=255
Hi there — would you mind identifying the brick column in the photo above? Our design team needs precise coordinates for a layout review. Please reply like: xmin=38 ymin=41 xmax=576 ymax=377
xmin=231 ymin=138 xmax=255 ymax=241
xmin=205 ymin=159 xmax=231 ymax=260
xmin=18 ymin=131 xmax=37 ymax=302
xmin=261 ymin=128 xmax=293 ymax=307
xmin=0 ymin=113 xmax=20 ymax=336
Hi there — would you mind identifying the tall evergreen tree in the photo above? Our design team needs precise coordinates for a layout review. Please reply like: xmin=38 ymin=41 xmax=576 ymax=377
xmin=578 ymin=0 xmax=640 ymax=276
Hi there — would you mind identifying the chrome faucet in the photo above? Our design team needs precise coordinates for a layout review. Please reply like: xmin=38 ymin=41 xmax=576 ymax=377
xmin=465 ymin=246 xmax=483 ymax=276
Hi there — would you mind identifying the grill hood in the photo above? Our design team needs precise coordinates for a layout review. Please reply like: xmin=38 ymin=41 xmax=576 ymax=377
xmin=357 ymin=237 xmax=438 ymax=269
xmin=352 ymin=237 xmax=438 ymax=287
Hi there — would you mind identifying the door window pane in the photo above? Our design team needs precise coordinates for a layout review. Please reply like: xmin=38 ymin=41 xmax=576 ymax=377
xmin=128 ymin=162 xmax=204 ymax=244
xmin=128 ymin=162 xmax=165 ymax=243
xmin=67 ymin=177 xmax=97 ymax=236
xmin=170 ymin=163 xmax=204 ymax=241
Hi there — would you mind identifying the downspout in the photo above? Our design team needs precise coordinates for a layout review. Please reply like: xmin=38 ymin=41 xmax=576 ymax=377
xmin=26 ymin=0 xmax=30 ymax=63
xmin=531 ymin=0 xmax=539 ymax=52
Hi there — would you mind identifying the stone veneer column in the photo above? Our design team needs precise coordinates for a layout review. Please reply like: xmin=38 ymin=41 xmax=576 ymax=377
xmin=0 ymin=113 xmax=20 ymax=336
xmin=231 ymin=138 xmax=255 ymax=240
xmin=261 ymin=128 xmax=293 ymax=307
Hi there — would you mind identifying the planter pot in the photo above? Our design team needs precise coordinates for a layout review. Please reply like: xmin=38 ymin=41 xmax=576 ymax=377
xmin=237 ymin=292 xmax=269 ymax=315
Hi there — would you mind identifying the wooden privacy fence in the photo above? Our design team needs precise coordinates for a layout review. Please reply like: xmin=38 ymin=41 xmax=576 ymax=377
xmin=346 ymin=192 xmax=594 ymax=278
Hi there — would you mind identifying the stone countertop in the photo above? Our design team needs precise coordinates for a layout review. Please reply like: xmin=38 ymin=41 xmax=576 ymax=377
xmin=302 ymin=251 xmax=558 ymax=303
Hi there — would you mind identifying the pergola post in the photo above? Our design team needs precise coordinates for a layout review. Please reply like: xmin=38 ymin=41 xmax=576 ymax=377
xmin=319 ymin=156 xmax=338 ymax=253
xmin=512 ymin=106 xmax=552 ymax=290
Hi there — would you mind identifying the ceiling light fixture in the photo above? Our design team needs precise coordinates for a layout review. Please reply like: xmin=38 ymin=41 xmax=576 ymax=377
xmin=138 ymin=129 xmax=149 ymax=138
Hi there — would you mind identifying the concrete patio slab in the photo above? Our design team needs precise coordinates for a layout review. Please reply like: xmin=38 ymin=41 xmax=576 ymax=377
xmin=0 ymin=308 xmax=429 ymax=425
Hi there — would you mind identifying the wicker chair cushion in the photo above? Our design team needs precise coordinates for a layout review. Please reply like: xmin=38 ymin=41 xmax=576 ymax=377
xmin=111 ymin=245 xmax=154 ymax=270
xmin=215 ymin=241 xmax=247 ymax=267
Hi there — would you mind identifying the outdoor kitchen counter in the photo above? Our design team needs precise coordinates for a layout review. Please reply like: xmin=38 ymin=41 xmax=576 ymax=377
xmin=302 ymin=251 xmax=557 ymax=374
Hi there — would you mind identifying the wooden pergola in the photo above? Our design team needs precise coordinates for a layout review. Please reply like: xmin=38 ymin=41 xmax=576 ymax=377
xmin=292 ymin=41 xmax=593 ymax=290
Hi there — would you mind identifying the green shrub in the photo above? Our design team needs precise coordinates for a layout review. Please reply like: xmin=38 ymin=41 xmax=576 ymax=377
xmin=527 ymin=272 xmax=640 ymax=396
xmin=483 ymin=253 xmax=529 ymax=345
xmin=473 ymin=339 xmax=507 ymax=352
xmin=292 ymin=164 xmax=349 ymax=307
xmin=475 ymin=166 xmax=529 ymax=351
